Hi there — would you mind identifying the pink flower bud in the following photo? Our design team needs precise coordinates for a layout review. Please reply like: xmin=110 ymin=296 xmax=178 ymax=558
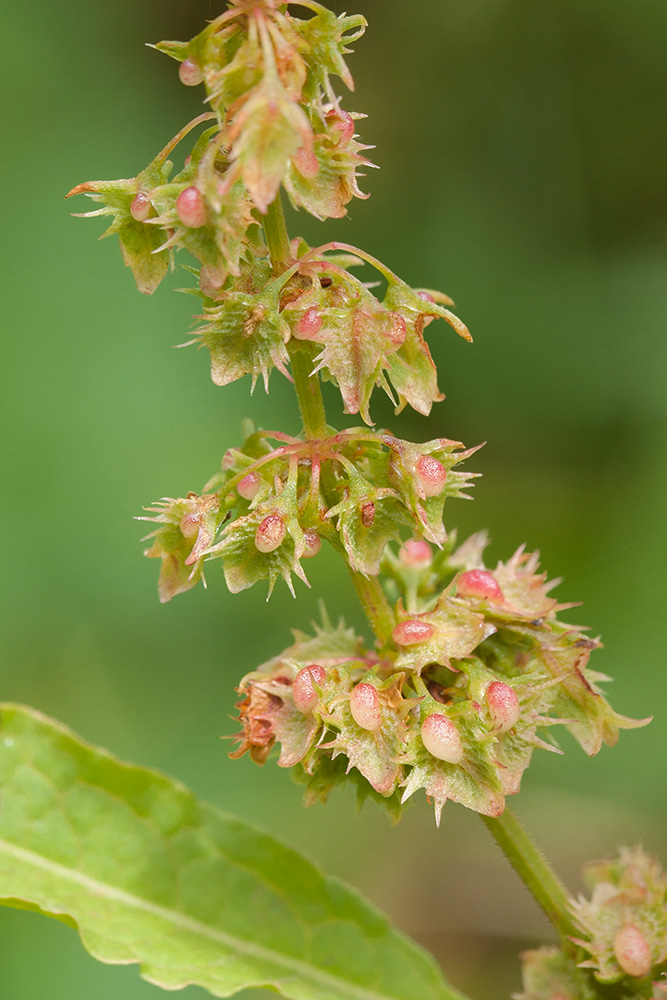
xmin=179 ymin=58 xmax=204 ymax=87
xmin=294 ymin=307 xmax=323 ymax=339
xmin=421 ymin=713 xmax=463 ymax=764
xmin=486 ymin=682 xmax=520 ymax=733
xmin=179 ymin=512 xmax=200 ymax=538
xmin=292 ymin=664 xmax=326 ymax=713
xmin=302 ymin=530 xmax=321 ymax=558
xmin=399 ymin=539 xmax=432 ymax=567
xmin=457 ymin=569 xmax=504 ymax=602
xmin=385 ymin=313 xmax=407 ymax=347
xmin=613 ymin=925 xmax=652 ymax=978
xmin=255 ymin=514 xmax=286 ymax=553
xmin=222 ymin=449 xmax=236 ymax=470
xmin=237 ymin=471 xmax=260 ymax=501
xmin=130 ymin=191 xmax=151 ymax=222
xmin=415 ymin=454 xmax=448 ymax=497
xmin=417 ymin=291 xmax=436 ymax=304
xmin=350 ymin=683 xmax=381 ymax=731
xmin=360 ymin=501 xmax=375 ymax=527
xmin=176 ymin=186 xmax=207 ymax=228
xmin=392 ymin=619 xmax=435 ymax=646
xmin=326 ymin=108 xmax=355 ymax=144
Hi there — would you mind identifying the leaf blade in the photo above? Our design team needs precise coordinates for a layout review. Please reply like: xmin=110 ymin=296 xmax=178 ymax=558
xmin=0 ymin=703 xmax=467 ymax=1000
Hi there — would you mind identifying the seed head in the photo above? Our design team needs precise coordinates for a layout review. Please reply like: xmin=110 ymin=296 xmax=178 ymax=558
xmin=350 ymin=683 xmax=381 ymax=731
xmin=130 ymin=191 xmax=151 ymax=222
xmin=237 ymin=471 xmax=261 ymax=500
xmin=255 ymin=514 xmax=286 ymax=553
xmin=415 ymin=454 xmax=447 ymax=497
xmin=392 ymin=619 xmax=435 ymax=646
xmin=179 ymin=58 xmax=204 ymax=87
xmin=293 ymin=664 xmax=326 ymax=714
xmin=399 ymin=539 xmax=432 ymax=567
xmin=176 ymin=186 xmax=207 ymax=228
xmin=302 ymin=530 xmax=321 ymax=558
xmin=457 ymin=569 xmax=504 ymax=602
xmin=613 ymin=925 xmax=652 ymax=978
xmin=421 ymin=713 xmax=464 ymax=764
xmin=486 ymin=681 xmax=520 ymax=733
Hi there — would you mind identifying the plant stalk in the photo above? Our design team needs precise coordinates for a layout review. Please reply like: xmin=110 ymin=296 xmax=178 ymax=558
xmin=348 ymin=570 xmax=395 ymax=645
xmin=481 ymin=805 xmax=580 ymax=951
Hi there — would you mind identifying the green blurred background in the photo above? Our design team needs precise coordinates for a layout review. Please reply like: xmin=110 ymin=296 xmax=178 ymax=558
xmin=1 ymin=0 xmax=666 ymax=996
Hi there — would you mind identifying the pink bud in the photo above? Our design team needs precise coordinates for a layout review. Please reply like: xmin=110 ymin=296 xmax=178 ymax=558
xmin=417 ymin=291 xmax=436 ymax=304
xmin=361 ymin=501 xmax=375 ymax=527
xmin=421 ymin=713 xmax=463 ymax=764
xmin=415 ymin=454 xmax=448 ymax=497
xmin=385 ymin=313 xmax=407 ymax=347
xmin=457 ymin=569 xmax=504 ymax=602
xmin=292 ymin=145 xmax=319 ymax=178
xmin=179 ymin=512 xmax=200 ymax=538
xmin=222 ymin=449 xmax=236 ymax=470
xmin=302 ymin=530 xmax=321 ymax=558
xmin=255 ymin=514 xmax=286 ymax=553
xmin=237 ymin=471 xmax=260 ymax=501
xmin=326 ymin=108 xmax=355 ymax=145
xmin=130 ymin=191 xmax=151 ymax=222
xmin=399 ymin=539 xmax=432 ymax=567
xmin=294 ymin=307 xmax=323 ymax=339
xmin=350 ymin=683 xmax=381 ymax=731
xmin=486 ymin=682 xmax=520 ymax=733
xmin=392 ymin=619 xmax=435 ymax=646
xmin=293 ymin=664 xmax=326 ymax=714
xmin=176 ymin=186 xmax=207 ymax=228
xmin=613 ymin=925 xmax=652 ymax=978
xmin=179 ymin=58 xmax=204 ymax=87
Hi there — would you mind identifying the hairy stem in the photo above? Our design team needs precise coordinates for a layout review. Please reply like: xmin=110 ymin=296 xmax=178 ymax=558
xmin=348 ymin=571 xmax=395 ymax=645
xmin=481 ymin=806 xmax=580 ymax=951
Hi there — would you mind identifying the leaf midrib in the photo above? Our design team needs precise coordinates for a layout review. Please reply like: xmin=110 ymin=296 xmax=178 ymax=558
xmin=0 ymin=836 xmax=413 ymax=1000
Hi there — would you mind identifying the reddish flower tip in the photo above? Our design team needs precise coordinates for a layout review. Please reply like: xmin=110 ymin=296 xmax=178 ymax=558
xmin=415 ymin=454 xmax=447 ymax=497
xmin=255 ymin=514 xmax=286 ymax=553
xmin=302 ymin=530 xmax=321 ymax=558
xmin=457 ymin=569 xmax=504 ymax=602
xmin=399 ymin=539 xmax=432 ymax=567
xmin=237 ymin=471 xmax=260 ymax=500
xmin=421 ymin=713 xmax=463 ymax=764
xmin=176 ymin=186 xmax=207 ymax=229
xmin=486 ymin=681 xmax=520 ymax=733
xmin=293 ymin=664 xmax=326 ymax=714
xmin=350 ymin=683 xmax=381 ymax=731
xmin=392 ymin=619 xmax=435 ymax=646
xmin=179 ymin=58 xmax=204 ymax=87
xmin=614 ymin=925 xmax=652 ymax=978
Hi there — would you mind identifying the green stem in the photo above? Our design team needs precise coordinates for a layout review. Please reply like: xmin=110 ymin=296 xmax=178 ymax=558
xmin=481 ymin=806 xmax=580 ymax=951
xmin=348 ymin=570 xmax=395 ymax=645
xmin=263 ymin=195 xmax=394 ymax=645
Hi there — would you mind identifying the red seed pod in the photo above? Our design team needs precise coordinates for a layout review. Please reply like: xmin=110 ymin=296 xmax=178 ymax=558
xmin=486 ymin=681 xmax=520 ymax=733
xmin=350 ymin=683 xmax=382 ymax=731
xmin=292 ymin=664 xmax=326 ymax=714
xmin=237 ymin=471 xmax=260 ymax=501
xmin=421 ymin=713 xmax=464 ymax=764
xmin=294 ymin=307 xmax=323 ymax=339
xmin=176 ymin=186 xmax=207 ymax=228
xmin=457 ymin=569 xmax=504 ymax=602
xmin=399 ymin=539 xmax=432 ymax=567
xmin=302 ymin=530 xmax=321 ymax=558
xmin=613 ymin=925 xmax=652 ymax=978
xmin=415 ymin=454 xmax=448 ymax=497
xmin=326 ymin=108 xmax=355 ymax=144
xmin=392 ymin=619 xmax=435 ymax=646
xmin=292 ymin=145 xmax=319 ymax=178
xmin=179 ymin=512 xmax=200 ymax=538
xmin=360 ymin=501 xmax=375 ymax=527
xmin=254 ymin=514 xmax=286 ymax=553
xmin=179 ymin=58 xmax=204 ymax=87
xmin=130 ymin=191 xmax=151 ymax=222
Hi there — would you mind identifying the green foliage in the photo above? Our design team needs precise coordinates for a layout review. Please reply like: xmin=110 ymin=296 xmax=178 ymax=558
xmin=0 ymin=703 xmax=466 ymax=1000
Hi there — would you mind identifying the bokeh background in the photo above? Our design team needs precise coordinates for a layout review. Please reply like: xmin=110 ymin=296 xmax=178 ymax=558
xmin=2 ymin=0 xmax=666 ymax=997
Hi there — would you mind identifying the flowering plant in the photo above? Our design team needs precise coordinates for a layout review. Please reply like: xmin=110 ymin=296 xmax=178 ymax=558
xmin=0 ymin=3 xmax=663 ymax=999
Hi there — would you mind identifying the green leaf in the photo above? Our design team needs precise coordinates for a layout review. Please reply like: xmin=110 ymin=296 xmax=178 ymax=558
xmin=0 ymin=704 xmax=467 ymax=1000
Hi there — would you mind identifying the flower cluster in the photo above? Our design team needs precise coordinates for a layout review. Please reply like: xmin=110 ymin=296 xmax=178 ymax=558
xmin=230 ymin=537 xmax=648 ymax=823
xmin=519 ymin=848 xmax=667 ymax=998
xmin=139 ymin=425 xmax=478 ymax=600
